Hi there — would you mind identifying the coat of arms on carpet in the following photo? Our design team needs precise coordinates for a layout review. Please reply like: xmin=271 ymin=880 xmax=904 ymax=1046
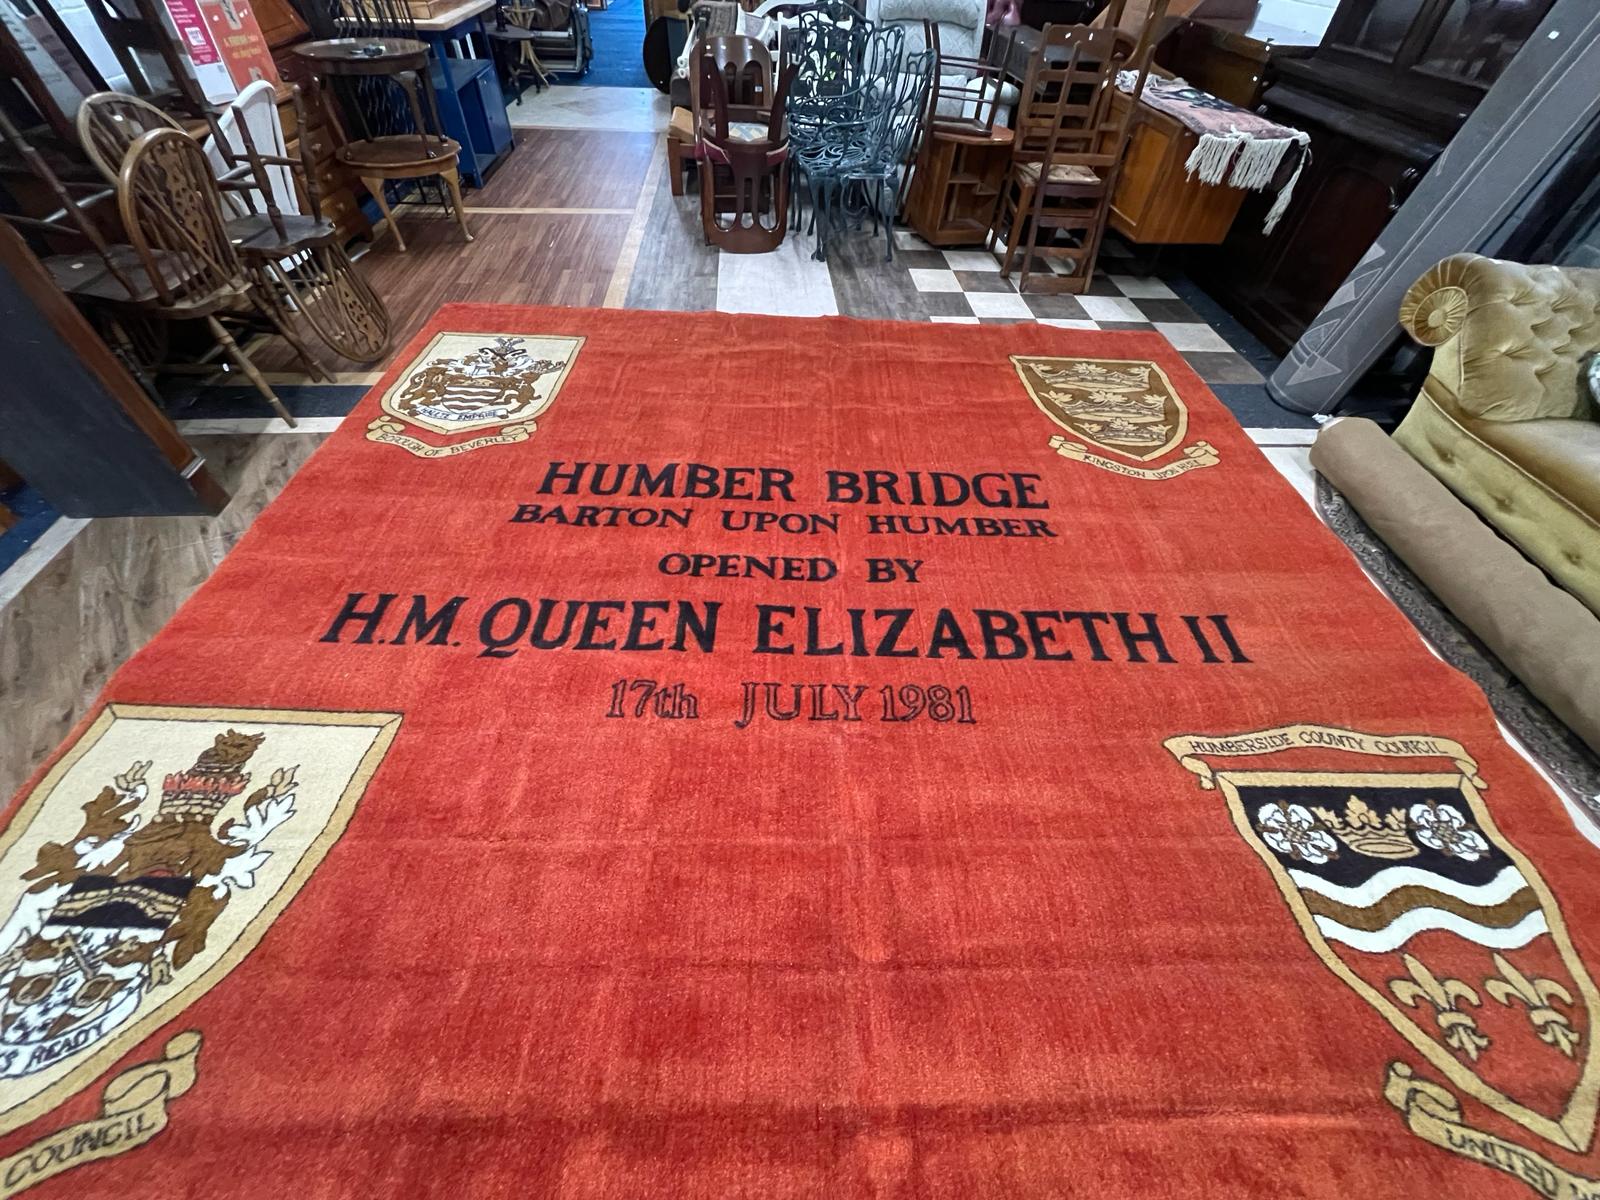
xmin=1011 ymin=355 xmax=1219 ymax=481
xmin=1166 ymin=724 xmax=1600 ymax=1197
xmin=0 ymin=704 xmax=400 ymax=1194
xmin=367 ymin=331 xmax=584 ymax=458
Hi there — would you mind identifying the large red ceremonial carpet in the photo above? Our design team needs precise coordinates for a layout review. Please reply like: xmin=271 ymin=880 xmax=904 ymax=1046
xmin=3 ymin=306 xmax=1599 ymax=1199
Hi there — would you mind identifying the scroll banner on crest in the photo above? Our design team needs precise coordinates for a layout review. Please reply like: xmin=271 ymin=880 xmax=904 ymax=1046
xmin=1384 ymin=1064 xmax=1600 ymax=1200
xmin=1163 ymin=723 xmax=1484 ymax=789
xmin=0 ymin=1033 xmax=201 ymax=1198
xmin=1048 ymin=435 xmax=1219 ymax=480
xmin=366 ymin=417 xmax=537 ymax=459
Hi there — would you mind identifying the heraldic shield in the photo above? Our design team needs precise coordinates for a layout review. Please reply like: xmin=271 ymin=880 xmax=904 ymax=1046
xmin=0 ymin=703 xmax=399 ymax=1194
xmin=1166 ymin=725 xmax=1600 ymax=1197
xmin=368 ymin=331 xmax=584 ymax=458
xmin=1011 ymin=355 xmax=1219 ymax=481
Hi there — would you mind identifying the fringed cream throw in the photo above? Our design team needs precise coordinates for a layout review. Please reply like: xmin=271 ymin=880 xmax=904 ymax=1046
xmin=1115 ymin=72 xmax=1310 ymax=234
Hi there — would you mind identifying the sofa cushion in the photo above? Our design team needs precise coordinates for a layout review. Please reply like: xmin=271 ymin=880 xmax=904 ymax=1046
xmin=1395 ymin=387 xmax=1600 ymax=617
xmin=1466 ymin=415 xmax=1600 ymax=528
xmin=879 ymin=0 xmax=975 ymax=26
xmin=871 ymin=0 xmax=982 ymax=59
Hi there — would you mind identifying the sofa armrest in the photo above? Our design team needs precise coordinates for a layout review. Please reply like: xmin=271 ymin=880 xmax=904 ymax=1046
xmin=1398 ymin=253 xmax=1600 ymax=423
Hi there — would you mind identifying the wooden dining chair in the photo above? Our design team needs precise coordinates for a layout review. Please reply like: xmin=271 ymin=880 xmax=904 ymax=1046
xmin=78 ymin=89 xmax=391 ymax=368
xmin=669 ymin=33 xmax=773 ymax=196
xmin=696 ymin=54 xmax=796 ymax=253
xmin=114 ymin=128 xmax=307 ymax=424
xmin=989 ymin=22 xmax=1149 ymax=293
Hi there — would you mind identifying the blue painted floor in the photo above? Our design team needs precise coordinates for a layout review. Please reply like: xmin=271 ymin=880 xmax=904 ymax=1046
xmin=579 ymin=0 xmax=650 ymax=88
xmin=0 ymin=483 xmax=60 ymax=576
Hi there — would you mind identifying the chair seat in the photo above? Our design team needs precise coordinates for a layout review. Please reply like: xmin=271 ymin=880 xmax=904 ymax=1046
xmin=228 ymin=213 xmax=337 ymax=257
xmin=487 ymin=24 xmax=541 ymax=40
xmin=44 ymin=245 xmax=220 ymax=307
xmin=45 ymin=248 xmax=157 ymax=305
xmin=671 ymin=109 xmax=767 ymax=144
xmin=339 ymin=134 xmax=464 ymax=173
xmin=1016 ymin=160 xmax=1101 ymax=187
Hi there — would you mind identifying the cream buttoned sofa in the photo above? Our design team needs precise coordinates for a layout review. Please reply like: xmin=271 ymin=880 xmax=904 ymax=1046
xmin=1394 ymin=254 xmax=1600 ymax=616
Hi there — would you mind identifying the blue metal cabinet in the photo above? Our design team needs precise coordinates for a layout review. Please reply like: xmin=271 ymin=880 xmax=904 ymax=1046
xmin=418 ymin=3 xmax=515 ymax=187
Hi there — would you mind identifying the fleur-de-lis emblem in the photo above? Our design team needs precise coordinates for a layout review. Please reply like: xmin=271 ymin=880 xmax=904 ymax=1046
xmin=1390 ymin=954 xmax=1490 ymax=1061
xmin=1486 ymin=953 xmax=1580 ymax=1058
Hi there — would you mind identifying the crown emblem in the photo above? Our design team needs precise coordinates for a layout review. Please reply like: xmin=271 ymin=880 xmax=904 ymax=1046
xmin=1309 ymin=795 xmax=1418 ymax=860
xmin=1033 ymin=361 xmax=1152 ymax=393
xmin=156 ymin=730 xmax=262 ymax=821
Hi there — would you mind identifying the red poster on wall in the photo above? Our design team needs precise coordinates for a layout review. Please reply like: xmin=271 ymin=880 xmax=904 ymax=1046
xmin=199 ymin=0 xmax=281 ymax=93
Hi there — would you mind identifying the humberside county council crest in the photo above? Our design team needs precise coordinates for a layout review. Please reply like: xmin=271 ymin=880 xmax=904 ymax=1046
xmin=1011 ymin=355 xmax=1219 ymax=481
xmin=0 ymin=704 xmax=399 ymax=1196
xmin=1165 ymin=724 xmax=1600 ymax=1198
xmin=367 ymin=331 xmax=584 ymax=459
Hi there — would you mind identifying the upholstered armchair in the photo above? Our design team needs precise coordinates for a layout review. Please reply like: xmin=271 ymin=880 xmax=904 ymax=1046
xmin=1395 ymin=253 xmax=1600 ymax=615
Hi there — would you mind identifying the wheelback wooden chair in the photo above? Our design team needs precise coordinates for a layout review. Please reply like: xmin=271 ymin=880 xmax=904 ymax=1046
xmin=77 ymin=88 xmax=392 ymax=367
xmin=0 ymin=108 xmax=301 ymax=425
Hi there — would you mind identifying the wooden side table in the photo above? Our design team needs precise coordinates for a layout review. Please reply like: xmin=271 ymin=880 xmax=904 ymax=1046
xmin=904 ymin=125 xmax=1015 ymax=248
xmin=294 ymin=37 xmax=474 ymax=252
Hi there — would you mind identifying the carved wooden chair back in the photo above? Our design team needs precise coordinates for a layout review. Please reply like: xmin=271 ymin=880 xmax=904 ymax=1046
xmin=697 ymin=55 xmax=799 ymax=253
xmin=696 ymin=34 xmax=773 ymax=113
xmin=117 ymin=128 xmax=249 ymax=311
xmin=76 ymin=91 xmax=181 ymax=177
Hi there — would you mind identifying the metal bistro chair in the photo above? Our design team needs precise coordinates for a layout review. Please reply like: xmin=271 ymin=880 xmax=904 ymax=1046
xmin=788 ymin=19 xmax=908 ymax=262
xmin=78 ymin=89 xmax=392 ymax=367
xmin=697 ymin=53 xmax=799 ymax=252
xmin=840 ymin=46 xmax=933 ymax=261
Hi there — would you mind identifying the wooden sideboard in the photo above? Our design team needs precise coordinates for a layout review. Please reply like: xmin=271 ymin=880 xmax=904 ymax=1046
xmin=1106 ymin=19 xmax=1316 ymax=248
xmin=1107 ymin=88 xmax=1246 ymax=246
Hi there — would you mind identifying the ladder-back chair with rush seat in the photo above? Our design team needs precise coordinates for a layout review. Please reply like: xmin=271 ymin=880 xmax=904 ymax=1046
xmin=78 ymin=88 xmax=392 ymax=367
xmin=990 ymin=7 xmax=1157 ymax=292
